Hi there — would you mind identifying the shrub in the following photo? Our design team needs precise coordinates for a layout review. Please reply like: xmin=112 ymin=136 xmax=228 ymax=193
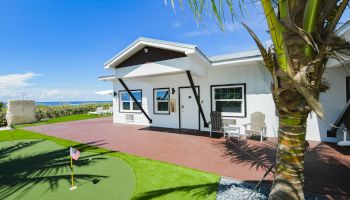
xmin=0 ymin=103 xmax=112 ymax=126
xmin=35 ymin=103 xmax=112 ymax=121
xmin=0 ymin=111 xmax=7 ymax=127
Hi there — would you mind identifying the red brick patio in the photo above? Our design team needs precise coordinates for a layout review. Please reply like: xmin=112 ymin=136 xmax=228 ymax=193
xmin=24 ymin=117 xmax=350 ymax=199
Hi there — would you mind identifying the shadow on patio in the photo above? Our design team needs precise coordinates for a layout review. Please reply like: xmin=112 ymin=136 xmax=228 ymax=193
xmin=213 ymin=138 xmax=350 ymax=199
xmin=138 ymin=126 xmax=222 ymax=138
xmin=0 ymin=139 xmax=112 ymax=199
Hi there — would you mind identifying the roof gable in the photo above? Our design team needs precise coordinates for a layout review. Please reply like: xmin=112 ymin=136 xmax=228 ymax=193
xmin=116 ymin=46 xmax=186 ymax=68
xmin=104 ymin=37 xmax=203 ymax=68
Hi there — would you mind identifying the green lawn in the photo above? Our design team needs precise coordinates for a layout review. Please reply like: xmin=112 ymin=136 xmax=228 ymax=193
xmin=0 ymin=139 xmax=135 ymax=200
xmin=14 ymin=113 xmax=110 ymax=128
xmin=0 ymin=129 xmax=219 ymax=199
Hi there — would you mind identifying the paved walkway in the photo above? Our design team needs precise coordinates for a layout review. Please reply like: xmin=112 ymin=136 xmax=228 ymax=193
xmin=24 ymin=117 xmax=350 ymax=199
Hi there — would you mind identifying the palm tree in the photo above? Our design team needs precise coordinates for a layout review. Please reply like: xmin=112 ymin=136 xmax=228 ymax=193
xmin=169 ymin=0 xmax=350 ymax=199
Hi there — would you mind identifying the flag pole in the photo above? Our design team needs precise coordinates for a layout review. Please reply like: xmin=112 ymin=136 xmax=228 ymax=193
xmin=69 ymin=150 xmax=77 ymax=190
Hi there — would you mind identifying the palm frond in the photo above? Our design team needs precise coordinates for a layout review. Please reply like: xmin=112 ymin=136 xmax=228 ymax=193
xmin=167 ymin=0 xmax=245 ymax=30
xmin=241 ymin=23 xmax=274 ymax=73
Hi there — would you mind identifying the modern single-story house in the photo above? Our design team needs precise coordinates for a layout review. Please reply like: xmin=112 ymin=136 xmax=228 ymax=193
xmin=99 ymin=22 xmax=350 ymax=143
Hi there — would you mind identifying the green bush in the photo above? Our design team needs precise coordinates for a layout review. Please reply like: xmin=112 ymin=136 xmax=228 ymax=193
xmin=35 ymin=103 xmax=112 ymax=121
xmin=0 ymin=111 xmax=6 ymax=127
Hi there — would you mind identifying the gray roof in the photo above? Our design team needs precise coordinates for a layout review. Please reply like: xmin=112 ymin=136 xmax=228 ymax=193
xmin=209 ymin=50 xmax=262 ymax=62
xmin=209 ymin=20 xmax=350 ymax=63
xmin=106 ymin=20 xmax=350 ymax=67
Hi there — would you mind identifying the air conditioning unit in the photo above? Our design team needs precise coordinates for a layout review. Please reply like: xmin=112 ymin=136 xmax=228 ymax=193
xmin=125 ymin=114 xmax=134 ymax=122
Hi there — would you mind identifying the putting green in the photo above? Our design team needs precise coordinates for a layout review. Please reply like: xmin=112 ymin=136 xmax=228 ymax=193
xmin=0 ymin=139 xmax=135 ymax=200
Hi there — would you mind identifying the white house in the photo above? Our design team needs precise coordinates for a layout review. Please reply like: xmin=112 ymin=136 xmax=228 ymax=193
xmin=99 ymin=22 xmax=350 ymax=143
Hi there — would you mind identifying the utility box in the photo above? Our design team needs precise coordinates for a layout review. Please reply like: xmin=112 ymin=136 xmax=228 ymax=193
xmin=6 ymin=100 xmax=37 ymax=126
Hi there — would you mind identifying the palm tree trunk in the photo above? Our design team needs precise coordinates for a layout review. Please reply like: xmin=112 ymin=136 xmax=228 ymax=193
xmin=269 ymin=108 xmax=309 ymax=200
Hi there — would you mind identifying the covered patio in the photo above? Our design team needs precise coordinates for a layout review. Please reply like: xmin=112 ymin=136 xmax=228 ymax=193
xmin=24 ymin=117 xmax=350 ymax=199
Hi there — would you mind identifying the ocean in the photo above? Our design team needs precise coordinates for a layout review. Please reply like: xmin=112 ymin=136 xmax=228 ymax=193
xmin=34 ymin=101 xmax=112 ymax=106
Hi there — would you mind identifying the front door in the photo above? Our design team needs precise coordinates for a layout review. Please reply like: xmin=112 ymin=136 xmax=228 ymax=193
xmin=179 ymin=87 xmax=199 ymax=130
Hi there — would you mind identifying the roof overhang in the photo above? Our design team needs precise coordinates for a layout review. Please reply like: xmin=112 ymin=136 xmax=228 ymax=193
xmin=211 ymin=56 xmax=263 ymax=68
xmin=98 ymin=75 xmax=116 ymax=82
xmin=104 ymin=37 xmax=210 ymax=69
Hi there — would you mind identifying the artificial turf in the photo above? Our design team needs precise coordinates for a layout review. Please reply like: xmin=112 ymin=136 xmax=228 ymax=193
xmin=0 ymin=139 xmax=135 ymax=200
xmin=14 ymin=113 xmax=109 ymax=128
xmin=0 ymin=129 xmax=219 ymax=200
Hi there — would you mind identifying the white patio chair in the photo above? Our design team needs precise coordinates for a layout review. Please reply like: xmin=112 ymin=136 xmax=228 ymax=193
xmin=102 ymin=106 xmax=113 ymax=115
xmin=222 ymin=119 xmax=241 ymax=139
xmin=243 ymin=112 xmax=266 ymax=142
xmin=88 ymin=107 xmax=104 ymax=116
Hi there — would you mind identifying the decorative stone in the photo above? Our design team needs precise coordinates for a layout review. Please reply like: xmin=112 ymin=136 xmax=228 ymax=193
xmin=6 ymin=100 xmax=37 ymax=126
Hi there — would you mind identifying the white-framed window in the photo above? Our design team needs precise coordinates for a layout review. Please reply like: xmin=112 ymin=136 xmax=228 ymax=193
xmin=211 ymin=84 xmax=246 ymax=117
xmin=119 ymin=90 xmax=142 ymax=113
xmin=154 ymin=88 xmax=170 ymax=114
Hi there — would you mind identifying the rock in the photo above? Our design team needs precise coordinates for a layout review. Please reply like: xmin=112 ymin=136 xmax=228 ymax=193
xmin=6 ymin=100 xmax=37 ymax=126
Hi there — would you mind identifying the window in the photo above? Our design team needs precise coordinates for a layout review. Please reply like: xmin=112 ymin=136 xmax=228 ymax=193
xmin=154 ymin=88 xmax=170 ymax=114
xmin=211 ymin=84 xmax=246 ymax=117
xmin=119 ymin=90 xmax=142 ymax=112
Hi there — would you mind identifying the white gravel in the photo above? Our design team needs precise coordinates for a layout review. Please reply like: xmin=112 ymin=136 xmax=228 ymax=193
xmin=216 ymin=177 xmax=269 ymax=200
xmin=216 ymin=177 xmax=323 ymax=200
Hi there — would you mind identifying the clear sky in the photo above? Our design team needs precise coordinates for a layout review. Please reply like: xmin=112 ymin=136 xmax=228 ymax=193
xmin=0 ymin=0 xmax=349 ymax=102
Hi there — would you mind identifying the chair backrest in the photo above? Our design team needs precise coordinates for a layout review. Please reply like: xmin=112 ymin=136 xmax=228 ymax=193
xmin=210 ymin=111 xmax=222 ymax=130
xmin=96 ymin=107 xmax=103 ymax=112
xmin=108 ymin=106 xmax=113 ymax=112
xmin=223 ymin=119 xmax=236 ymax=127
xmin=250 ymin=112 xmax=265 ymax=131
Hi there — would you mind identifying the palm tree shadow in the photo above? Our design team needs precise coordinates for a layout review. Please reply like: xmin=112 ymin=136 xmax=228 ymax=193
xmin=213 ymin=138 xmax=350 ymax=198
xmin=0 ymin=139 xmax=113 ymax=199
xmin=213 ymin=138 xmax=276 ymax=172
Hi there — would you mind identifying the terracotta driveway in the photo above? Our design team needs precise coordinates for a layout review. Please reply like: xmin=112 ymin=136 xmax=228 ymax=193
xmin=24 ymin=117 xmax=350 ymax=199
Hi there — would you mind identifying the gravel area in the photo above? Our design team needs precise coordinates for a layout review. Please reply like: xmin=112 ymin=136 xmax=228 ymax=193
xmin=216 ymin=177 xmax=269 ymax=200
xmin=216 ymin=177 xmax=324 ymax=200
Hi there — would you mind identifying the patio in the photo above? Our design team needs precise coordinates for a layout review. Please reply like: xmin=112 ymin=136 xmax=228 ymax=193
xmin=24 ymin=117 xmax=350 ymax=199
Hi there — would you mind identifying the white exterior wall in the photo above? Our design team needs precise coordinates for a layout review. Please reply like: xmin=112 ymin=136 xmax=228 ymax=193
xmin=306 ymin=65 xmax=350 ymax=142
xmin=112 ymin=62 xmax=279 ymax=138
xmin=111 ymin=60 xmax=350 ymax=142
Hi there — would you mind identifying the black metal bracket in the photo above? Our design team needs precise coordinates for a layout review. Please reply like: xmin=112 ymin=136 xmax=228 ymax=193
xmin=118 ymin=78 xmax=152 ymax=123
xmin=327 ymin=100 xmax=350 ymax=137
xmin=186 ymin=70 xmax=209 ymax=128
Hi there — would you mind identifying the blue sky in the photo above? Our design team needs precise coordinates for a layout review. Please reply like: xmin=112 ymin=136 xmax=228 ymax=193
xmin=0 ymin=0 xmax=349 ymax=102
